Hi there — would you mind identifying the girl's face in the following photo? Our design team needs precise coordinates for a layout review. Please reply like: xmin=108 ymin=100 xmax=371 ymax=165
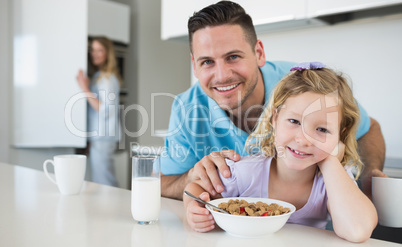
xmin=272 ymin=91 xmax=342 ymax=171
xmin=90 ymin=40 xmax=107 ymax=67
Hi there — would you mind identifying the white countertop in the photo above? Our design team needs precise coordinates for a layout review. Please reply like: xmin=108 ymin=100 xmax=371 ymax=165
xmin=0 ymin=162 xmax=399 ymax=247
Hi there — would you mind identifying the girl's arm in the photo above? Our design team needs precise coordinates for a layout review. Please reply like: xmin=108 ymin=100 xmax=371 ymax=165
xmin=184 ymin=181 xmax=220 ymax=232
xmin=319 ymin=154 xmax=377 ymax=243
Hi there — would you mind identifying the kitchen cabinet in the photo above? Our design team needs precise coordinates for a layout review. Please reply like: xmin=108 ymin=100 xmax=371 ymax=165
xmin=161 ymin=0 xmax=306 ymax=41
xmin=161 ymin=0 xmax=402 ymax=41
xmin=88 ymin=0 xmax=130 ymax=44
xmin=227 ymin=0 xmax=305 ymax=26
xmin=307 ymin=0 xmax=402 ymax=17
xmin=161 ymin=0 xmax=194 ymax=41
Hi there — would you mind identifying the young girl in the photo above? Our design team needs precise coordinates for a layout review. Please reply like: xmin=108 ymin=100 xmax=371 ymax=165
xmin=183 ymin=62 xmax=377 ymax=243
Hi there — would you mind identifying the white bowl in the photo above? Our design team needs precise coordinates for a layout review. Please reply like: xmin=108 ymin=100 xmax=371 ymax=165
xmin=206 ymin=197 xmax=296 ymax=238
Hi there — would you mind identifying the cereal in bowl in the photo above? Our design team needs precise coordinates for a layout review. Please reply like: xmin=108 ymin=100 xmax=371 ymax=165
xmin=217 ymin=199 xmax=291 ymax=216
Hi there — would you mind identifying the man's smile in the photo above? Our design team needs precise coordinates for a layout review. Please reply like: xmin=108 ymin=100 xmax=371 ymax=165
xmin=214 ymin=83 xmax=240 ymax=92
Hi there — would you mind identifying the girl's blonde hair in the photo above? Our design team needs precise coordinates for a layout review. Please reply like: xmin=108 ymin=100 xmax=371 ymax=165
xmin=246 ymin=67 xmax=363 ymax=178
xmin=90 ymin=36 xmax=122 ymax=85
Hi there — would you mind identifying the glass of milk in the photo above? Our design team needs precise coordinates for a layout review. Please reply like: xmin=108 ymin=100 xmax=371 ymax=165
xmin=131 ymin=155 xmax=161 ymax=225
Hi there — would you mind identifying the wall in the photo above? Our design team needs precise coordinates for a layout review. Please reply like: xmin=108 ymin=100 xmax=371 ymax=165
xmin=130 ymin=0 xmax=190 ymax=148
xmin=257 ymin=13 xmax=402 ymax=167
xmin=112 ymin=0 xmax=191 ymax=151
xmin=0 ymin=0 xmax=10 ymax=162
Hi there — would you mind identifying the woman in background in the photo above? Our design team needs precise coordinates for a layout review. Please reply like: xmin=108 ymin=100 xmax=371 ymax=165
xmin=76 ymin=36 xmax=121 ymax=186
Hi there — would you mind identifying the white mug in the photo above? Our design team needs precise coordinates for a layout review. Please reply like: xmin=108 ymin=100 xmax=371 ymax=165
xmin=43 ymin=155 xmax=86 ymax=195
xmin=372 ymin=177 xmax=402 ymax=228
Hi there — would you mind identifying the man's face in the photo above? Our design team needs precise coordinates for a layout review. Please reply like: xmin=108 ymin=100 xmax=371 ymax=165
xmin=191 ymin=24 xmax=266 ymax=112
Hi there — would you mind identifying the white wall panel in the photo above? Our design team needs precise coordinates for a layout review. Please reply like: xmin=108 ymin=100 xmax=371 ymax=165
xmin=13 ymin=0 xmax=87 ymax=147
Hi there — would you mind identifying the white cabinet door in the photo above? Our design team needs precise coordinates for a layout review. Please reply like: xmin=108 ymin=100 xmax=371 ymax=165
xmin=13 ymin=0 xmax=87 ymax=147
xmin=307 ymin=0 xmax=402 ymax=17
xmin=88 ymin=0 xmax=130 ymax=44
xmin=233 ymin=0 xmax=306 ymax=25
xmin=162 ymin=0 xmax=402 ymax=40
xmin=231 ymin=0 xmax=307 ymax=34
xmin=161 ymin=0 xmax=306 ymax=41
xmin=161 ymin=0 xmax=195 ymax=40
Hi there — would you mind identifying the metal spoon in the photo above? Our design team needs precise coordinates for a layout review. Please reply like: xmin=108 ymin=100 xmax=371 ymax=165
xmin=184 ymin=190 xmax=229 ymax=214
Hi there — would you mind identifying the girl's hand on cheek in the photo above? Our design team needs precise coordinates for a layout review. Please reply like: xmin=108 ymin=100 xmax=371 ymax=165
xmin=186 ymin=192 xmax=215 ymax=232
xmin=318 ymin=141 xmax=345 ymax=169
xmin=331 ymin=141 xmax=345 ymax=162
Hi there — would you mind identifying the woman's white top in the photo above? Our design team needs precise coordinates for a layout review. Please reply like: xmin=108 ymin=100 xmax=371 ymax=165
xmin=87 ymin=71 xmax=121 ymax=142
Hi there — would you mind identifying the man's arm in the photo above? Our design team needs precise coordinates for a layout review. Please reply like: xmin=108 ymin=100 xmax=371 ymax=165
xmin=357 ymin=117 xmax=386 ymax=200
xmin=161 ymin=150 xmax=239 ymax=200
xmin=161 ymin=173 xmax=190 ymax=200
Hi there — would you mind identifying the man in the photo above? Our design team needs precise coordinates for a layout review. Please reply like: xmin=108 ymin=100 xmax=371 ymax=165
xmin=160 ymin=1 xmax=386 ymax=200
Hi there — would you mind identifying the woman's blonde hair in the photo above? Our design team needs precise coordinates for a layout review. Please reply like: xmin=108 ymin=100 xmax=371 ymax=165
xmin=246 ymin=67 xmax=363 ymax=178
xmin=90 ymin=36 xmax=122 ymax=85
